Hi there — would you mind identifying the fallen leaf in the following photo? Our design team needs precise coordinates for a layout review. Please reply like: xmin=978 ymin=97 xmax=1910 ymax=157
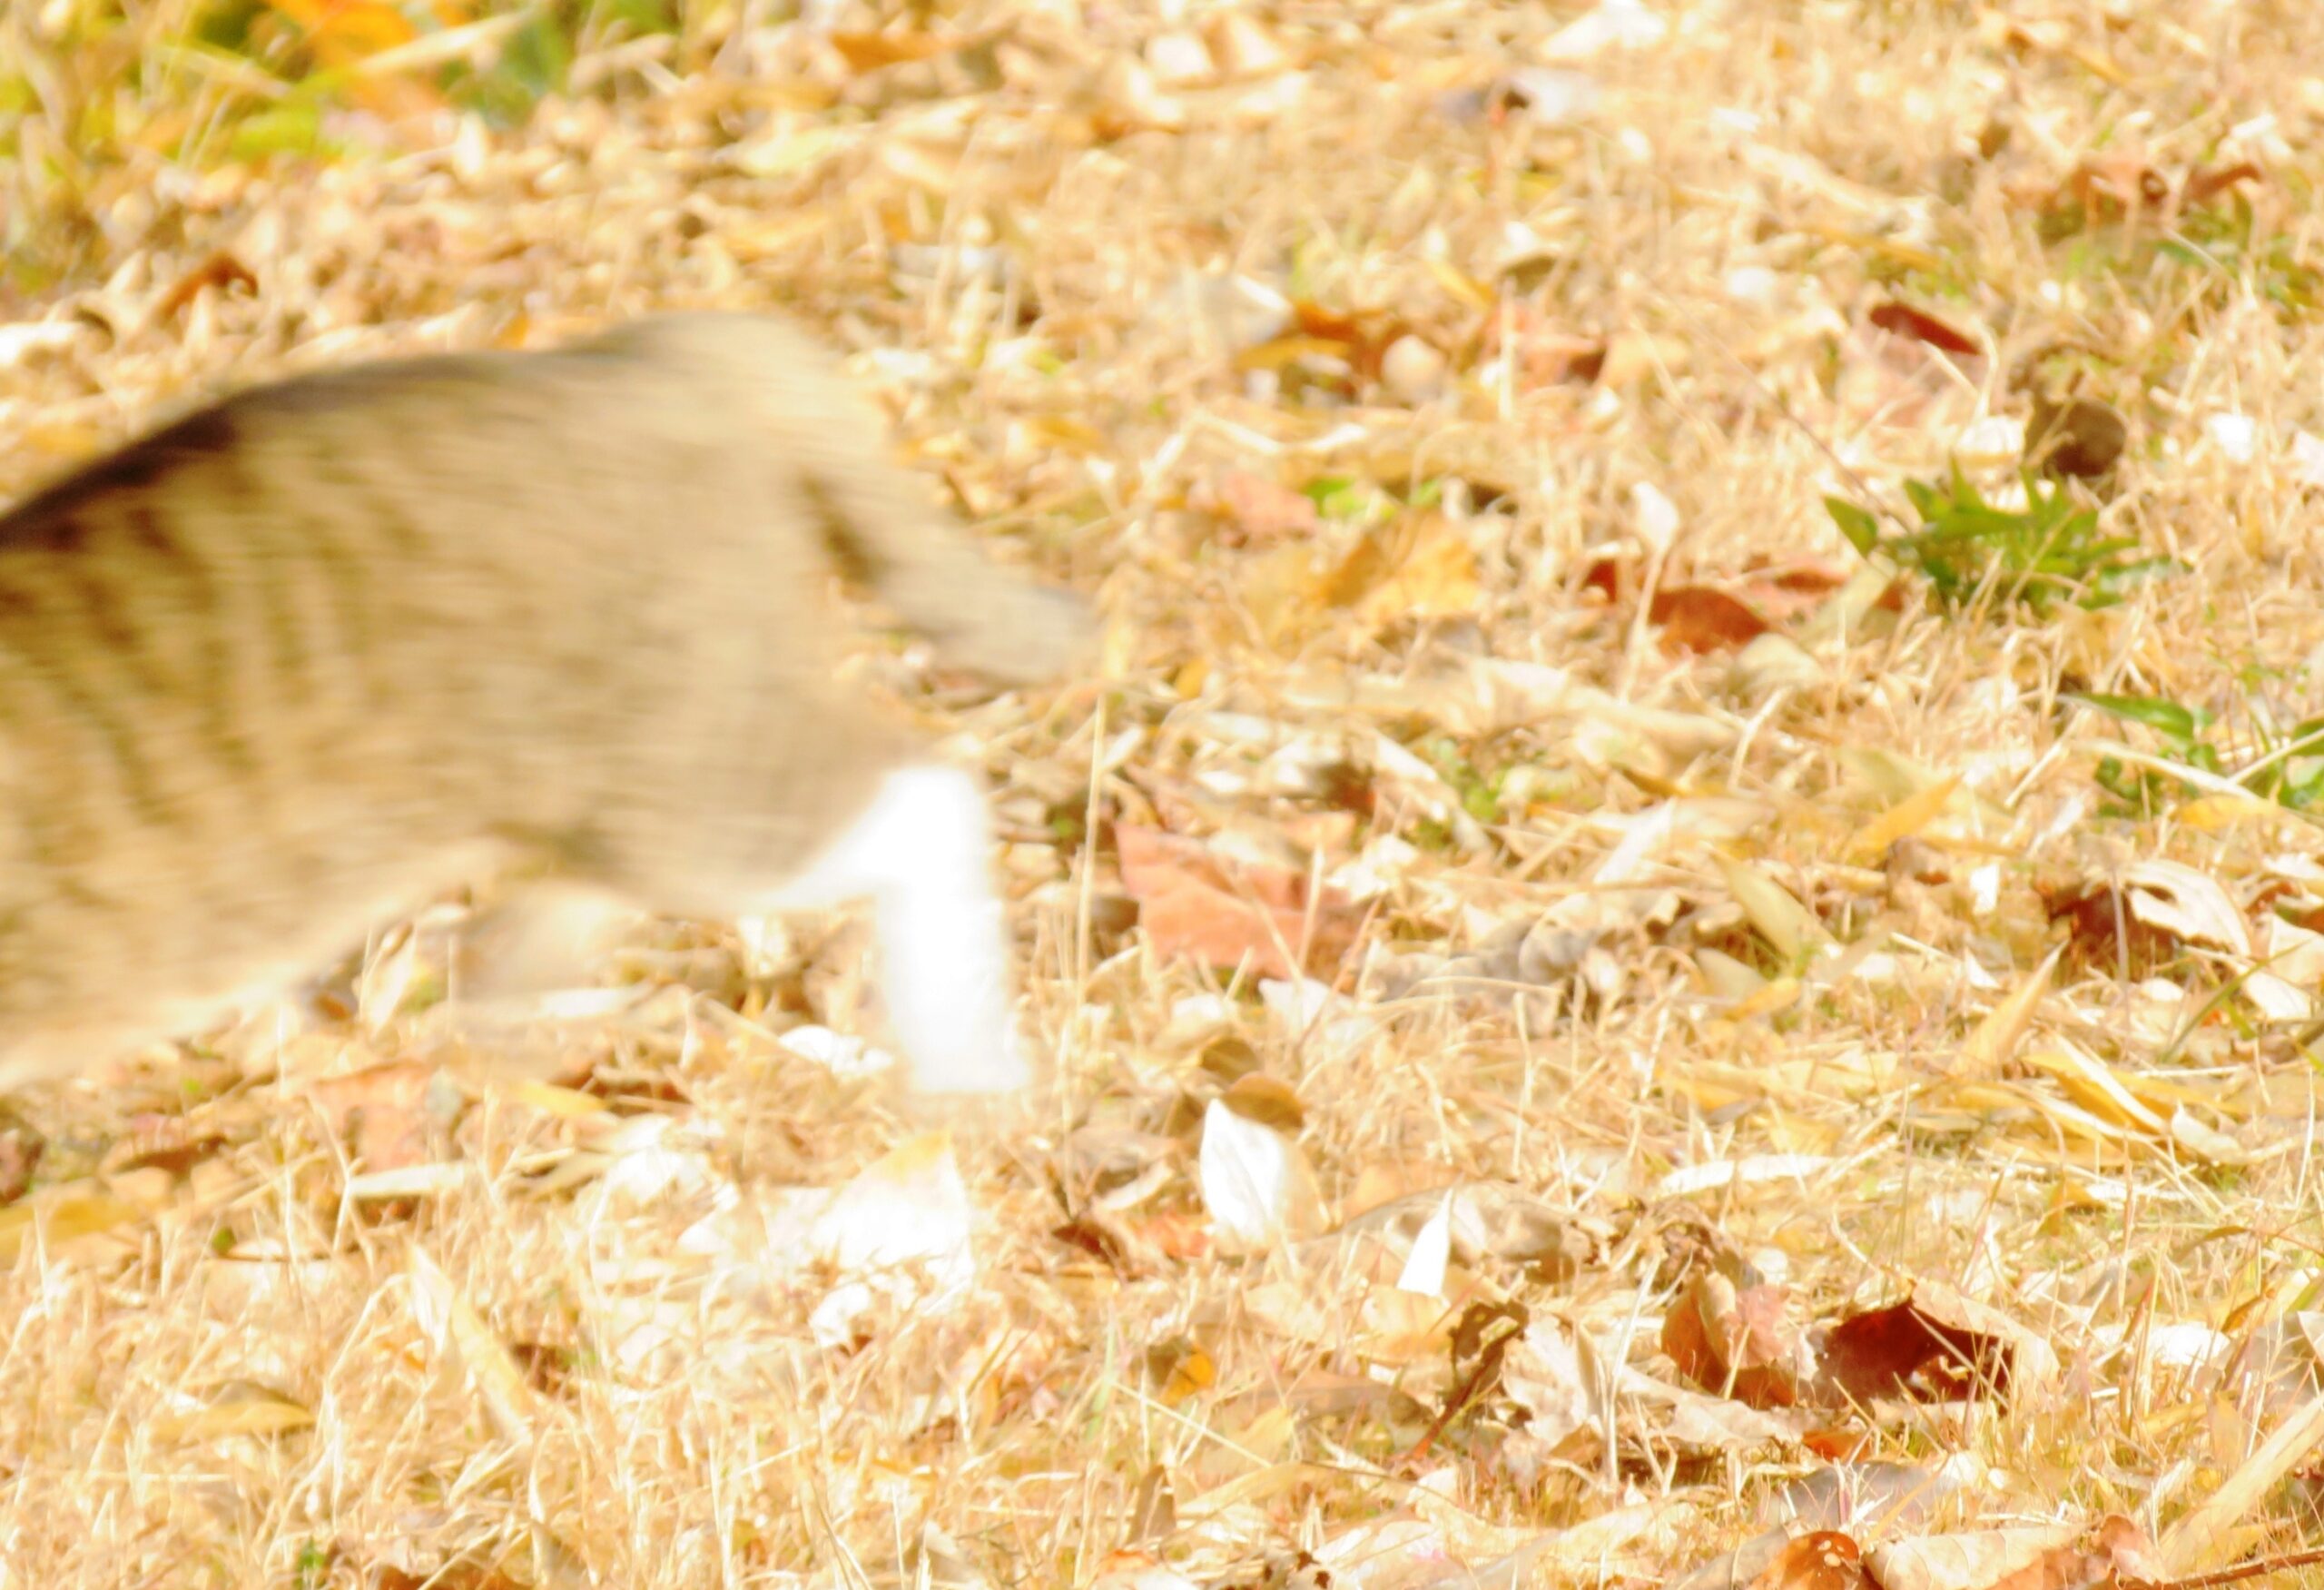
xmin=1866 ymin=1523 xmax=2082 ymax=1590
xmin=1671 ymin=1530 xmax=1790 ymax=1590
xmin=149 ymin=1381 xmax=316 ymax=1444
xmin=1116 ymin=825 xmax=1362 ymax=980
xmin=2181 ymin=159 xmax=2264 ymax=208
xmin=409 ymin=1247 xmax=541 ymax=1445
xmin=1742 ymin=1531 xmax=1875 ymax=1590
xmin=1767 ymin=1458 xmax=1972 ymax=1533
xmin=1203 ymin=469 xmax=1320 ymax=547
xmin=828 ymin=27 xmax=973 ymax=72
xmin=1661 ymin=1270 xmax=1808 ymax=1408
xmin=371 ymin=1562 xmax=533 ymax=1590
xmin=153 ymin=251 xmax=258 ymax=321
xmin=1872 ymin=1515 xmax=2159 ymax=1590
xmin=1351 ymin=514 xmax=1482 ymax=627
xmin=1198 ymin=1097 xmax=1321 ymax=1249
xmin=1846 ymin=775 xmax=1962 ymax=862
xmin=1868 ymin=301 xmax=1982 ymax=359
xmin=2122 ymin=859 xmax=2250 ymax=954
xmin=1951 ymin=949 xmax=2059 ymax=1079
xmin=1817 ymin=1281 xmax=2058 ymax=1405
xmin=2040 ymin=873 xmax=2180 ymax=973
xmin=1716 ymin=857 xmax=1835 ymax=963
xmin=300 ymin=1061 xmax=438 ymax=1173
xmin=2027 ymin=395 xmax=2128 ymax=479
xmin=1122 ymin=1465 xmax=1178 ymax=1547
xmin=0 ymin=1187 xmax=143 ymax=1264
xmin=1502 ymin=1314 xmax=1600 ymax=1454
xmin=1651 ymin=586 xmax=1771 ymax=653
xmin=811 ymin=1131 xmax=974 ymax=1279
xmin=1220 ymin=1072 xmax=1306 ymax=1132
xmin=1393 ymin=1194 xmax=1453 ymax=1298
xmin=2159 ymin=1390 xmax=2324 ymax=1573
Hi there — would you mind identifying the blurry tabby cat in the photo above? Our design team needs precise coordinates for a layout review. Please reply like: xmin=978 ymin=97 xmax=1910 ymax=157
xmin=0 ymin=312 xmax=1092 ymax=1094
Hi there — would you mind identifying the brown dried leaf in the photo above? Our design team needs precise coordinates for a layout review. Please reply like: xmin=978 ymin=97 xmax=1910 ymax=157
xmin=372 ymin=1563 xmax=532 ymax=1590
xmin=2181 ymin=159 xmax=2264 ymax=209
xmin=1743 ymin=1531 xmax=1875 ymax=1590
xmin=2027 ymin=396 xmax=2128 ymax=479
xmin=1867 ymin=301 xmax=1983 ymax=359
xmin=1204 ymin=469 xmax=1320 ymax=547
xmin=301 ymin=1060 xmax=438 ymax=1172
xmin=153 ymin=251 xmax=258 ymax=321
xmin=1651 ymin=587 xmax=1772 ymax=653
xmin=1582 ymin=553 xmax=1630 ymax=606
xmin=1816 ymin=1281 xmax=2057 ymax=1406
xmin=1661 ymin=1270 xmax=1807 ymax=1408
xmin=0 ymin=1112 xmax=39 ymax=1205
xmin=1482 ymin=303 xmax=1608 ymax=386
xmin=1116 ymin=825 xmax=1361 ymax=980
xmin=1740 ymin=561 xmax=1855 ymax=624
xmin=2040 ymin=873 xmax=2179 ymax=974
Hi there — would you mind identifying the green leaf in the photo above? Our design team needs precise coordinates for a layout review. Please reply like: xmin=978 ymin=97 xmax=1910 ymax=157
xmin=228 ymin=100 xmax=326 ymax=158
xmin=2068 ymin=692 xmax=2211 ymax=744
xmin=1823 ymin=496 xmax=1882 ymax=557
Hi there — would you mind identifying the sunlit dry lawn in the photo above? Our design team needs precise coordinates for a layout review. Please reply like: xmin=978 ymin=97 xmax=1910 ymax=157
xmin=5 ymin=1 xmax=2324 ymax=1585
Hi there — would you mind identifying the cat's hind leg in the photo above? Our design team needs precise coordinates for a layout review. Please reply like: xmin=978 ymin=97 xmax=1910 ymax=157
xmin=748 ymin=763 xmax=1029 ymax=1096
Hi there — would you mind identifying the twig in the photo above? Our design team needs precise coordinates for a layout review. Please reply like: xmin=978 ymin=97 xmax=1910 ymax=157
xmin=2125 ymin=1547 xmax=2324 ymax=1590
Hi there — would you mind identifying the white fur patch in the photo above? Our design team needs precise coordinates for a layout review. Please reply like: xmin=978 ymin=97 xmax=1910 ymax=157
xmin=759 ymin=764 xmax=1028 ymax=1094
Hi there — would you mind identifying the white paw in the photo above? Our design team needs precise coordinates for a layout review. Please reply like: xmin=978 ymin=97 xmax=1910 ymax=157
xmin=905 ymin=1022 xmax=1037 ymax=1095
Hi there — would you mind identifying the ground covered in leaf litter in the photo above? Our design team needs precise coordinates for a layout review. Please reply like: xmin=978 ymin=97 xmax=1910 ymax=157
xmin=5 ymin=1 xmax=2324 ymax=1586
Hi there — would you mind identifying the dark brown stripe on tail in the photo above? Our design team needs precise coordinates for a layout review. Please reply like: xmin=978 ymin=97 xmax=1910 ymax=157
xmin=0 ymin=601 xmax=174 ymax=827
xmin=210 ymin=445 xmax=313 ymax=691
xmin=0 ymin=405 xmax=240 ymax=549
xmin=122 ymin=501 xmax=251 ymax=775
xmin=801 ymin=472 xmax=888 ymax=593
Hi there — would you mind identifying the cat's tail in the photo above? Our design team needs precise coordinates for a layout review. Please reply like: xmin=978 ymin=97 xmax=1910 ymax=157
xmin=593 ymin=312 xmax=1098 ymax=686
xmin=799 ymin=443 xmax=1098 ymax=686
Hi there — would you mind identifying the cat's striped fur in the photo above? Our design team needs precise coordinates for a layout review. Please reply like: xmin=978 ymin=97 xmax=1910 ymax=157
xmin=0 ymin=313 xmax=1091 ymax=1092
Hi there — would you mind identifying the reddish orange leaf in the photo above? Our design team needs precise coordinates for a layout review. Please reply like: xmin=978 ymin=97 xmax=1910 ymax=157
xmin=1744 ymin=1532 xmax=1874 ymax=1590
xmin=1649 ymin=586 xmax=1771 ymax=653
xmin=1867 ymin=300 xmax=1982 ymax=358
xmin=1115 ymin=825 xmax=1360 ymax=980
xmin=154 ymin=251 xmax=258 ymax=320
xmin=301 ymin=1061 xmax=436 ymax=1172
xmin=1204 ymin=469 xmax=1320 ymax=547
xmin=1660 ymin=1271 xmax=1807 ymax=1408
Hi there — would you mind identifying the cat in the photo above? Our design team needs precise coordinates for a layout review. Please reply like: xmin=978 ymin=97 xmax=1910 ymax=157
xmin=0 ymin=311 xmax=1093 ymax=1095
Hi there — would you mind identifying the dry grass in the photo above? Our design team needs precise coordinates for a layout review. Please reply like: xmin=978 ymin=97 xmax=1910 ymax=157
xmin=6 ymin=1 xmax=2324 ymax=1585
